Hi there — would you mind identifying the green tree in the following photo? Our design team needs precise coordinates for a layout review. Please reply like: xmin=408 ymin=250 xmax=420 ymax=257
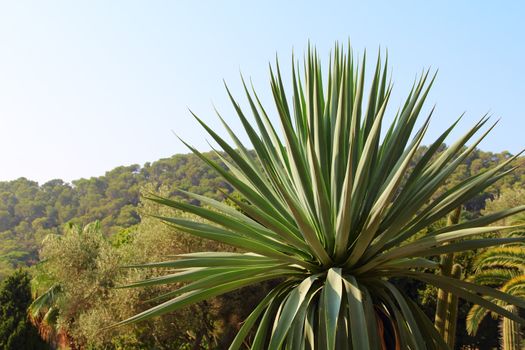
xmin=32 ymin=221 xmax=120 ymax=348
xmin=31 ymin=191 xmax=240 ymax=349
xmin=0 ymin=270 xmax=47 ymax=350
xmin=483 ymin=185 xmax=525 ymax=226
xmin=0 ymin=151 xmax=232 ymax=279
xmin=117 ymin=44 xmax=525 ymax=349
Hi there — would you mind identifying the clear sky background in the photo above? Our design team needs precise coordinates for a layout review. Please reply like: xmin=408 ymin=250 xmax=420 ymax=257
xmin=0 ymin=1 xmax=523 ymax=184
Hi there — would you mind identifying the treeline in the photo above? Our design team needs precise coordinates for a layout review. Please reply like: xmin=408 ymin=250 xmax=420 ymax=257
xmin=23 ymin=194 xmax=267 ymax=349
xmin=1 ymin=148 xmax=524 ymax=280
xmin=1 ymin=147 xmax=525 ymax=349
xmin=0 ymin=152 xmax=232 ymax=279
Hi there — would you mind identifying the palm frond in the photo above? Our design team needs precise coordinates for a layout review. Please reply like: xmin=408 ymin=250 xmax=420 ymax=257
xmin=467 ymin=269 xmax=520 ymax=286
xmin=474 ymin=247 xmax=525 ymax=272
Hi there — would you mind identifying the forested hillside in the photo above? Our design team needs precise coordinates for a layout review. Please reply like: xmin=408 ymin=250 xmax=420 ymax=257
xmin=0 ymin=152 xmax=232 ymax=279
xmin=1 ymin=147 xmax=525 ymax=349
xmin=0 ymin=148 xmax=524 ymax=280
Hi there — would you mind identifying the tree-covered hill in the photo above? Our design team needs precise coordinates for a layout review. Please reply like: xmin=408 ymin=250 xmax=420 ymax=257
xmin=0 ymin=148 xmax=523 ymax=279
xmin=0 ymin=152 xmax=232 ymax=279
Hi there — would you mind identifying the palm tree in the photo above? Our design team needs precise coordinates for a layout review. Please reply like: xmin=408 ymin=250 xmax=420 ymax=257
xmin=118 ymin=43 xmax=525 ymax=349
xmin=28 ymin=283 xmax=62 ymax=343
xmin=466 ymin=245 xmax=525 ymax=348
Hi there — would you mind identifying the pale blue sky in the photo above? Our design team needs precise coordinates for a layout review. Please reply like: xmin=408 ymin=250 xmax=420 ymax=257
xmin=0 ymin=1 xmax=523 ymax=184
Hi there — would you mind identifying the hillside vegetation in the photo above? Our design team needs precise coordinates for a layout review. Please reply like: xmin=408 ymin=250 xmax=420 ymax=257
xmin=0 ymin=150 xmax=525 ymax=279
xmin=1 ymin=148 xmax=525 ymax=349
xmin=0 ymin=152 xmax=232 ymax=279
xmin=1 ymin=148 xmax=524 ymax=280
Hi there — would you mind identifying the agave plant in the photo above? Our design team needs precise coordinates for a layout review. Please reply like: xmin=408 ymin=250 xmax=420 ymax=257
xmin=119 ymin=44 xmax=525 ymax=349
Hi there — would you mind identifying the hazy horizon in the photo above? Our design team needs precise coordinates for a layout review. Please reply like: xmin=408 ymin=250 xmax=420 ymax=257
xmin=1 ymin=1 xmax=524 ymax=184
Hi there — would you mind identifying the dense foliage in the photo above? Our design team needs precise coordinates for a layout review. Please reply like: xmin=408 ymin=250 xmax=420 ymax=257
xmin=0 ymin=270 xmax=48 ymax=350
xmin=0 ymin=153 xmax=232 ymax=279
xmin=28 ymin=186 xmax=270 ymax=349
xmin=0 ymin=149 xmax=524 ymax=348
xmin=0 ymin=150 xmax=523 ymax=280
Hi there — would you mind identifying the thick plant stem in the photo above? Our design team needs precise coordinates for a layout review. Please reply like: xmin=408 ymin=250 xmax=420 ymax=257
xmin=501 ymin=305 xmax=521 ymax=350
xmin=434 ymin=255 xmax=453 ymax=336
xmin=434 ymin=207 xmax=462 ymax=338
xmin=444 ymin=264 xmax=461 ymax=348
